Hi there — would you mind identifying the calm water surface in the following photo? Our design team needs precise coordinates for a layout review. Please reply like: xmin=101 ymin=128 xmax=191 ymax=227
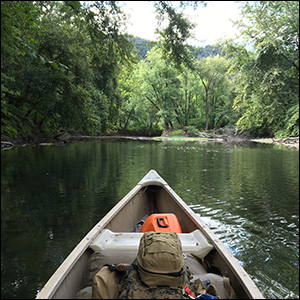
xmin=1 ymin=139 xmax=299 ymax=299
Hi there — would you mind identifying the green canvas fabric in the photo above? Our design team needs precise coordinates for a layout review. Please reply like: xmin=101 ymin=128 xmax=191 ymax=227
xmin=118 ymin=263 xmax=193 ymax=299
xmin=136 ymin=232 xmax=185 ymax=287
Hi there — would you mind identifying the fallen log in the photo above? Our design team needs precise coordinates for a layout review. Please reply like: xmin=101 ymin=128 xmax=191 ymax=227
xmin=1 ymin=141 xmax=14 ymax=150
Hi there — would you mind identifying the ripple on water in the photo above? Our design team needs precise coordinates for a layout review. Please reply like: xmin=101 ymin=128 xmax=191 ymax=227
xmin=189 ymin=202 xmax=299 ymax=299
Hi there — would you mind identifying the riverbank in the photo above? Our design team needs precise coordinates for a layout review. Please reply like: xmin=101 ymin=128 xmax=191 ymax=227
xmin=250 ymin=137 xmax=299 ymax=149
xmin=2 ymin=134 xmax=298 ymax=150
xmin=1 ymin=125 xmax=299 ymax=150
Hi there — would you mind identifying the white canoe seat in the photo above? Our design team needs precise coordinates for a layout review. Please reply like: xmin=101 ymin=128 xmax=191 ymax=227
xmin=90 ymin=229 xmax=213 ymax=259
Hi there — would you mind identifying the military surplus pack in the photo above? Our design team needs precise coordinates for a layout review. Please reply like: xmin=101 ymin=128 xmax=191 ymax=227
xmin=118 ymin=261 xmax=195 ymax=299
xmin=90 ymin=232 xmax=232 ymax=299
xmin=136 ymin=231 xmax=185 ymax=288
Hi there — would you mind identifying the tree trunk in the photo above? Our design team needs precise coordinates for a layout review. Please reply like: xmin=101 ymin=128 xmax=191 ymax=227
xmin=164 ymin=120 xmax=169 ymax=132
xmin=205 ymin=77 xmax=219 ymax=131
xmin=205 ymin=90 xmax=209 ymax=132
xmin=174 ymin=109 xmax=182 ymax=126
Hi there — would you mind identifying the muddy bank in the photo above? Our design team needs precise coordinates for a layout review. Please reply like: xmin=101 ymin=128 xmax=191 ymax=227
xmin=2 ymin=135 xmax=298 ymax=150
xmin=250 ymin=137 xmax=299 ymax=149
xmin=1 ymin=128 xmax=299 ymax=150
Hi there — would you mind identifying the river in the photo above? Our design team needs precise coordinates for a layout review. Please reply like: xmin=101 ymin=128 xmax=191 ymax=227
xmin=1 ymin=138 xmax=299 ymax=299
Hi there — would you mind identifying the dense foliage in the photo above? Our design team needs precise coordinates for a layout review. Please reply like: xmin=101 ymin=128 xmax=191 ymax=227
xmin=1 ymin=1 xmax=299 ymax=139
xmin=118 ymin=46 xmax=236 ymax=134
xmin=221 ymin=1 xmax=299 ymax=137
xmin=1 ymin=1 xmax=136 ymax=138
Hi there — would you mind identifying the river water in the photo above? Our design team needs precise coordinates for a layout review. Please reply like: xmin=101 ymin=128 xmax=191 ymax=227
xmin=1 ymin=138 xmax=299 ymax=299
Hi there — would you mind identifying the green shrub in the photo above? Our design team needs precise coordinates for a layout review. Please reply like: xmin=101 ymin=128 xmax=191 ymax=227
xmin=169 ymin=129 xmax=184 ymax=136
xmin=187 ymin=125 xmax=199 ymax=136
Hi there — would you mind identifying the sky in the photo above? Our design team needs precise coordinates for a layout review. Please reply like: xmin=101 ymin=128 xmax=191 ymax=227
xmin=120 ymin=1 xmax=242 ymax=46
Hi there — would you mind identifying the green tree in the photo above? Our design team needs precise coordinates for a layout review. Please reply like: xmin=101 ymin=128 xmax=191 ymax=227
xmin=1 ymin=1 xmax=135 ymax=138
xmin=195 ymin=55 xmax=228 ymax=131
xmin=119 ymin=48 xmax=234 ymax=134
xmin=210 ymin=75 xmax=237 ymax=131
xmin=175 ymin=66 xmax=204 ymax=127
xmin=135 ymin=47 xmax=182 ymax=131
xmin=153 ymin=1 xmax=207 ymax=71
xmin=222 ymin=1 xmax=299 ymax=137
xmin=1 ymin=1 xmax=45 ymax=136
xmin=82 ymin=1 xmax=136 ymax=131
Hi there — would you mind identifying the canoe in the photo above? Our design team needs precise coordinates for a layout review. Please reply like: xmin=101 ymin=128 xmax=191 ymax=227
xmin=36 ymin=169 xmax=263 ymax=299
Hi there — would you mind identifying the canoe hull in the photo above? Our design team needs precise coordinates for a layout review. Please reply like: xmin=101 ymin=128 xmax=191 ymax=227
xmin=36 ymin=170 xmax=263 ymax=299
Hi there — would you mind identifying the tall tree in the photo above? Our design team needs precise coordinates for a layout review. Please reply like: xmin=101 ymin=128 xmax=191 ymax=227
xmin=222 ymin=1 xmax=299 ymax=137
xmin=1 ymin=1 xmax=135 ymax=137
xmin=177 ymin=67 xmax=204 ymax=127
xmin=1 ymin=1 xmax=45 ymax=136
xmin=195 ymin=55 xmax=228 ymax=131
xmin=153 ymin=1 xmax=207 ymax=71
xmin=135 ymin=46 xmax=181 ymax=131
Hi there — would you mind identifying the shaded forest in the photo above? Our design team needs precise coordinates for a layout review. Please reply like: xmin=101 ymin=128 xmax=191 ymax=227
xmin=1 ymin=1 xmax=299 ymax=141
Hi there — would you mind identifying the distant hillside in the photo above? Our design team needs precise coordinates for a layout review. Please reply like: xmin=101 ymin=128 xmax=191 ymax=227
xmin=130 ymin=37 xmax=224 ymax=60
xmin=193 ymin=44 xmax=224 ymax=59
xmin=128 ymin=36 xmax=156 ymax=60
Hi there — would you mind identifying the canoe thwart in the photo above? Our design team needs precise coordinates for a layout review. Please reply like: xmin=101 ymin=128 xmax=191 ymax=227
xmin=90 ymin=229 xmax=214 ymax=259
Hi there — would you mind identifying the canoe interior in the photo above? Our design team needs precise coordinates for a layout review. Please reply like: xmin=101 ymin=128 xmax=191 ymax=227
xmin=105 ymin=185 xmax=199 ymax=233
xmin=39 ymin=171 xmax=262 ymax=299
xmin=105 ymin=185 xmax=250 ymax=299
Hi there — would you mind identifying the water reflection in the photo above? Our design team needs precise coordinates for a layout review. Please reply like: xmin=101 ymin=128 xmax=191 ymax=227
xmin=1 ymin=139 xmax=299 ymax=299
